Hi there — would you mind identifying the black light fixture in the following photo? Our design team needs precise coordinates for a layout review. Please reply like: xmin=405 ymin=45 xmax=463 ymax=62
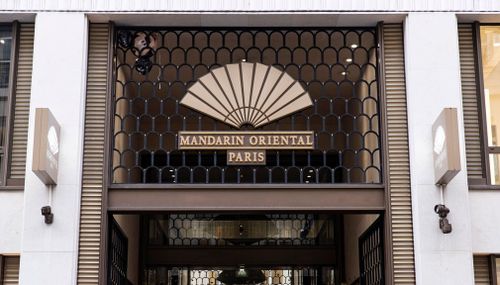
xmin=117 ymin=30 xmax=157 ymax=75
xmin=117 ymin=31 xmax=133 ymax=49
xmin=134 ymin=57 xmax=153 ymax=75
xmin=217 ymin=265 xmax=265 ymax=285
xmin=212 ymin=214 xmax=274 ymax=246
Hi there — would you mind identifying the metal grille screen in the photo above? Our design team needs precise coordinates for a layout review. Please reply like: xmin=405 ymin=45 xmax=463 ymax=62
xmin=112 ymin=28 xmax=381 ymax=184
xmin=144 ymin=267 xmax=334 ymax=285
xmin=144 ymin=267 xmax=336 ymax=285
xmin=147 ymin=213 xmax=335 ymax=247
xmin=359 ymin=217 xmax=384 ymax=285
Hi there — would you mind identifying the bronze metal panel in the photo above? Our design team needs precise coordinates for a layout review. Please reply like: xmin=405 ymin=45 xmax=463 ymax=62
xmin=2 ymin=256 xmax=20 ymax=285
xmin=108 ymin=186 xmax=385 ymax=211
xmin=77 ymin=23 xmax=110 ymax=285
xmin=458 ymin=23 xmax=487 ymax=183
xmin=146 ymin=247 xmax=335 ymax=267
xmin=0 ymin=255 xmax=4 ymax=285
xmin=377 ymin=21 xmax=395 ymax=285
xmin=98 ymin=21 xmax=116 ymax=285
xmin=473 ymin=255 xmax=492 ymax=285
xmin=9 ymin=23 xmax=34 ymax=183
xmin=382 ymin=23 xmax=416 ymax=284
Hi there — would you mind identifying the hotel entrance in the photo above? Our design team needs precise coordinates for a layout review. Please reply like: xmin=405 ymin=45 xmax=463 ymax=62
xmin=108 ymin=212 xmax=384 ymax=285
xmin=108 ymin=213 xmax=384 ymax=285
xmin=98 ymin=22 xmax=401 ymax=285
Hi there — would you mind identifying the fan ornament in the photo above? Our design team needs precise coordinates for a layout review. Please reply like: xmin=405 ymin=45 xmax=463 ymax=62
xmin=178 ymin=62 xmax=316 ymax=165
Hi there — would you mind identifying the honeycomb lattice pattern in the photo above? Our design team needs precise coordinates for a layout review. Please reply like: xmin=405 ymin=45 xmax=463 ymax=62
xmin=147 ymin=213 xmax=335 ymax=247
xmin=113 ymin=28 xmax=381 ymax=184
xmin=143 ymin=267 xmax=333 ymax=285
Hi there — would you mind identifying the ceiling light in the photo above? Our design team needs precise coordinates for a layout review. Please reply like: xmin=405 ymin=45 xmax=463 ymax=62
xmin=0 ymin=39 xmax=5 ymax=44
xmin=341 ymin=71 xmax=348 ymax=76
xmin=346 ymin=58 xmax=353 ymax=63
xmin=350 ymin=44 xmax=358 ymax=49
xmin=217 ymin=266 xmax=265 ymax=285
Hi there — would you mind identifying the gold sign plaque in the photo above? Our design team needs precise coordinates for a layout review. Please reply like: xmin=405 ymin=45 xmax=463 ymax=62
xmin=178 ymin=131 xmax=314 ymax=165
xmin=178 ymin=131 xmax=314 ymax=150
xmin=227 ymin=150 xmax=266 ymax=165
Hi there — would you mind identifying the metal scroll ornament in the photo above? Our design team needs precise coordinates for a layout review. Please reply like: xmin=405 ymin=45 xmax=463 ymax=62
xmin=180 ymin=62 xmax=313 ymax=129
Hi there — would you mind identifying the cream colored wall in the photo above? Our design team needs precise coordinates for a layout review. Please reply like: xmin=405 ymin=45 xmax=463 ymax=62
xmin=18 ymin=13 xmax=89 ymax=285
xmin=0 ymin=191 xmax=23 ymax=254
xmin=114 ymin=214 xmax=140 ymax=285
xmin=343 ymin=214 xmax=378 ymax=285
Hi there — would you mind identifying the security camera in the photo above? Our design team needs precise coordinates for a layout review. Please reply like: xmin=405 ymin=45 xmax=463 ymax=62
xmin=434 ymin=204 xmax=450 ymax=218
xmin=41 ymin=206 xmax=53 ymax=224
xmin=434 ymin=204 xmax=452 ymax=234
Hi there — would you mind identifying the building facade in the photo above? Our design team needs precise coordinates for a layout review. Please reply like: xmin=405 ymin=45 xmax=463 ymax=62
xmin=0 ymin=1 xmax=499 ymax=285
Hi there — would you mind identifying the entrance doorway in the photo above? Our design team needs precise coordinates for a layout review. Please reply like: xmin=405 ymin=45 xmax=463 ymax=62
xmin=108 ymin=213 xmax=384 ymax=285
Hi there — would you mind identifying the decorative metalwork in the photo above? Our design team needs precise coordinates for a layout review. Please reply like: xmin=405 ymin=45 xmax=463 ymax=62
xmin=147 ymin=213 xmax=335 ymax=247
xmin=113 ymin=27 xmax=381 ymax=184
xmin=358 ymin=217 xmax=384 ymax=285
xmin=117 ymin=31 xmax=159 ymax=75
xmin=143 ymin=267 xmax=334 ymax=285
xmin=108 ymin=218 xmax=129 ymax=285
xmin=181 ymin=62 xmax=313 ymax=128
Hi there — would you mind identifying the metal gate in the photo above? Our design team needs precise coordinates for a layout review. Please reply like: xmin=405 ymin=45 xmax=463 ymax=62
xmin=358 ymin=217 xmax=384 ymax=285
xmin=108 ymin=218 xmax=129 ymax=285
